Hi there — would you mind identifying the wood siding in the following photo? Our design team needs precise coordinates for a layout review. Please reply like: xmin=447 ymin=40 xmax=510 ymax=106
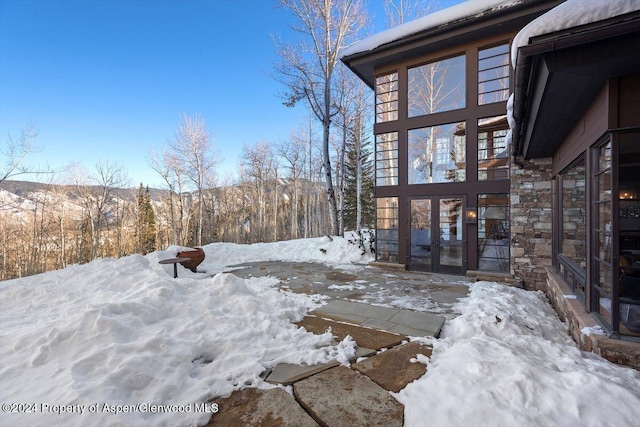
xmin=552 ymin=85 xmax=609 ymax=176
xmin=618 ymin=74 xmax=640 ymax=128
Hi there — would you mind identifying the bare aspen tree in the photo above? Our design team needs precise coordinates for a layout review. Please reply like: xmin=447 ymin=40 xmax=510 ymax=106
xmin=1 ymin=121 xmax=42 ymax=183
xmin=275 ymin=0 xmax=368 ymax=236
xmin=150 ymin=149 xmax=188 ymax=245
xmin=350 ymin=81 xmax=372 ymax=231
xmin=279 ymin=131 xmax=307 ymax=239
xmin=169 ymin=113 xmax=218 ymax=246
xmin=384 ymin=0 xmax=437 ymax=27
xmin=48 ymin=182 xmax=71 ymax=269
xmin=72 ymin=161 xmax=128 ymax=260
xmin=273 ymin=160 xmax=280 ymax=242
xmin=332 ymin=63 xmax=364 ymax=235
xmin=305 ymin=116 xmax=316 ymax=237
xmin=240 ymin=141 xmax=278 ymax=242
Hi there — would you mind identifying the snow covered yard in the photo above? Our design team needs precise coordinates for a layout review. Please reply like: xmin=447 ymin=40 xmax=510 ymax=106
xmin=1 ymin=235 xmax=639 ymax=426
xmin=399 ymin=283 xmax=640 ymax=427
xmin=0 ymin=237 xmax=362 ymax=427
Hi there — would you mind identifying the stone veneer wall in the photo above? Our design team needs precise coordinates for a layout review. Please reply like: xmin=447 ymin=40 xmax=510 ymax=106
xmin=509 ymin=158 xmax=640 ymax=370
xmin=510 ymin=157 xmax=554 ymax=290
xmin=546 ymin=267 xmax=640 ymax=369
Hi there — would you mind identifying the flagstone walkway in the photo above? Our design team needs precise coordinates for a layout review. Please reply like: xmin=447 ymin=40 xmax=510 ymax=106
xmin=203 ymin=262 xmax=470 ymax=426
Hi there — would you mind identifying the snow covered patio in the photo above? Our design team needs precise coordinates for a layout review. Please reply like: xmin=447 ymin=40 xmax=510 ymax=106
xmin=2 ymin=236 xmax=640 ymax=426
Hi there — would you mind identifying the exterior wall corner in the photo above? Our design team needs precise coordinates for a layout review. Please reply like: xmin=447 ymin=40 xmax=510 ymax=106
xmin=510 ymin=157 xmax=554 ymax=290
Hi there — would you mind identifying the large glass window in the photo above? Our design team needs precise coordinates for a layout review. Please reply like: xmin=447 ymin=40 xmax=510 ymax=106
xmin=593 ymin=140 xmax=613 ymax=328
xmin=408 ymin=54 xmax=465 ymax=117
xmin=376 ymin=197 xmax=399 ymax=262
xmin=376 ymin=132 xmax=398 ymax=186
xmin=478 ymin=115 xmax=509 ymax=180
xmin=408 ymin=122 xmax=466 ymax=184
xmin=478 ymin=44 xmax=510 ymax=105
xmin=561 ymin=157 xmax=587 ymax=267
xmin=618 ymin=131 xmax=640 ymax=336
xmin=558 ymin=156 xmax=587 ymax=299
xmin=376 ymin=72 xmax=398 ymax=123
xmin=478 ymin=194 xmax=510 ymax=272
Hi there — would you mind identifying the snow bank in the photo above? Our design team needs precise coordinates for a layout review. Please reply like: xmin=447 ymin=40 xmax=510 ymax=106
xmin=398 ymin=282 xmax=640 ymax=427
xmin=0 ymin=251 xmax=354 ymax=427
xmin=3 ymin=235 xmax=639 ymax=427
xmin=342 ymin=0 xmax=519 ymax=57
xmin=511 ymin=0 xmax=640 ymax=64
xmin=196 ymin=234 xmax=374 ymax=273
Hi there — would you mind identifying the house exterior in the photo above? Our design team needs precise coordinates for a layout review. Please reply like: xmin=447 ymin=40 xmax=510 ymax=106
xmin=342 ymin=0 xmax=640 ymax=367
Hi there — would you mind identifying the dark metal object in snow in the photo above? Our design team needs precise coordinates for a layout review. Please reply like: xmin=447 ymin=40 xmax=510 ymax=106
xmin=176 ymin=247 xmax=205 ymax=272
xmin=159 ymin=257 xmax=191 ymax=278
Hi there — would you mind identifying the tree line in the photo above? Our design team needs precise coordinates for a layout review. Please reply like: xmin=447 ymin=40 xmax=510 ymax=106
xmin=0 ymin=115 xmax=375 ymax=280
xmin=1 ymin=0 xmax=432 ymax=280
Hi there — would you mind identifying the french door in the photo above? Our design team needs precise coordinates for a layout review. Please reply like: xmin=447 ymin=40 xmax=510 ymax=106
xmin=409 ymin=196 xmax=466 ymax=274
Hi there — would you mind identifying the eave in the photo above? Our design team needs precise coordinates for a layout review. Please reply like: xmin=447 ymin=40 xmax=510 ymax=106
xmin=513 ymin=12 xmax=640 ymax=159
xmin=341 ymin=0 xmax=562 ymax=89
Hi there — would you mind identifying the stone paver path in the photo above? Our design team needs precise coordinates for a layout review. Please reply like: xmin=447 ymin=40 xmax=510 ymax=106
xmin=202 ymin=262 xmax=470 ymax=426
xmin=294 ymin=365 xmax=404 ymax=427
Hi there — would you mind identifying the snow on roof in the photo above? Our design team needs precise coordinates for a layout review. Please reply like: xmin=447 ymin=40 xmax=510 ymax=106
xmin=511 ymin=0 xmax=640 ymax=64
xmin=342 ymin=0 xmax=522 ymax=58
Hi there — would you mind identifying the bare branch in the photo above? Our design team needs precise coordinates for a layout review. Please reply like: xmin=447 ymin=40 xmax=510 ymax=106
xmin=1 ymin=121 xmax=42 ymax=183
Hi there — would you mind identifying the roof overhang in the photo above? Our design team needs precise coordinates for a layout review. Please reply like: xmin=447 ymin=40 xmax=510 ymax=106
xmin=513 ymin=12 xmax=640 ymax=159
xmin=341 ymin=0 xmax=562 ymax=89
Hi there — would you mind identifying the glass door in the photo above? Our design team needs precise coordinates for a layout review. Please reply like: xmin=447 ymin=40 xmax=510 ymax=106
xmin=409 ymin=199 xmax=432 ymax=270
xmin=410 ymin=197 xmax=465 ymax=274
xmin=438 ymin=198 xmax=464 ymax=274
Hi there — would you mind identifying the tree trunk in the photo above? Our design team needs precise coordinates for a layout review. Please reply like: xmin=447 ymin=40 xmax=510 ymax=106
xmin=323 ymin=81 xmax=339 ymax=236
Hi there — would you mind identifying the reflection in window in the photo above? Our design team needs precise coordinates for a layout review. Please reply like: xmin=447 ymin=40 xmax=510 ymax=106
xmin=593 ymin=139 xmax=612 ymax=328
xmin=478 ymin=115 xmax=509 ymax=180
xmin=408 ymin=122 xmax=466 ymax=184
xmin=478 ymin=194 xmax=510 ymax=272
xmin=440 ymin=198 xmax=463 ymax=268
xmin=558 ymin=156 xmax=586 ymax=300
xmin=408 ymin=55 xmax=465 ymax=117
xmin=376 ymin=72 xmax=398 ymax=122
xmin=376 ymin=132 xmax=398 ymax=186
xmin=561 ymin=157 xmax=586 ymax=268
xmin=376 ymin=197 xmax=399 ymax=262
xmin=478 ymin=44 xmax=510 ymax=105
xmin=618 ymin=131 xmax=640 ymax=336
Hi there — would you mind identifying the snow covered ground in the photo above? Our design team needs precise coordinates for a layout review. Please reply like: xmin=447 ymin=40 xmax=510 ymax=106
xmin=1 ymin=236 xmax=639 ymax=427
xmin=399 ymin=283 xmax=640 ymax=427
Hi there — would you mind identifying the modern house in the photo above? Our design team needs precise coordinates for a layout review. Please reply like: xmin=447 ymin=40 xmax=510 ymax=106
xmin=342 ymin=0 xmax=640 ymax=367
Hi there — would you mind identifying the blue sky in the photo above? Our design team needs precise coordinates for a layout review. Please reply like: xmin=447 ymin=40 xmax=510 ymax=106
xmin=1 ymin=0 xmax=463 ymax=188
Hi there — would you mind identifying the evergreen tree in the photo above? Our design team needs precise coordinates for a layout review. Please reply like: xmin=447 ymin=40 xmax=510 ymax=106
xmin=343 ymin=131 xmax=374 ymax=231
xmin=136 ymin=184 xmax=157 ymax=254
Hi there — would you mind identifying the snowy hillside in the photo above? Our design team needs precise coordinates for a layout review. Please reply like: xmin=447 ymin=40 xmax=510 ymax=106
xmin=1 ymin=236 xmax=639 ymax=427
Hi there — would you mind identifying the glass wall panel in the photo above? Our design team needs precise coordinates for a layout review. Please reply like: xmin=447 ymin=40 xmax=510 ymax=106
xmin=478 ymin=44 xmax=510 ymax=105
xmin=596 ymin=263 xmax=613 ymax=322
xmin=618 ymin=131 xmax=640 ymax=336
xmin=375 ymin=132 xmax=398 ymax=186
xmin=440 ymin=198 xmax=463 ymax=268
xmin=375 ymin=72 xmax=398 ymax=122
xmin=410 ymin=199 xmax=432 ymax=269
xmin=478 ymin=115 xmax=509 ymax=180
xmin=560 ymin=157 xmax=586 ymax=268
xmin=593 ymin=140 xmax=613 ymax=328
xmin=408 ymin=122 xmax=466 ymax=184
xmin=557 ymin=157 xmax=587 ymax=300
xmin=408 ymin=54 xmax=465 ymax=117
xmin=376 ymin=197 xmax=399 ymax=262
xmin=478 ymin=194 xmax=510 ymax=272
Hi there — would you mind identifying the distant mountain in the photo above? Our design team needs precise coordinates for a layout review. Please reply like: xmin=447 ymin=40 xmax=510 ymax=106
xmin=0 ymin=180 xmax=167 ymax=200
xmin=0 ymin=180 xmax=169 ymax=218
